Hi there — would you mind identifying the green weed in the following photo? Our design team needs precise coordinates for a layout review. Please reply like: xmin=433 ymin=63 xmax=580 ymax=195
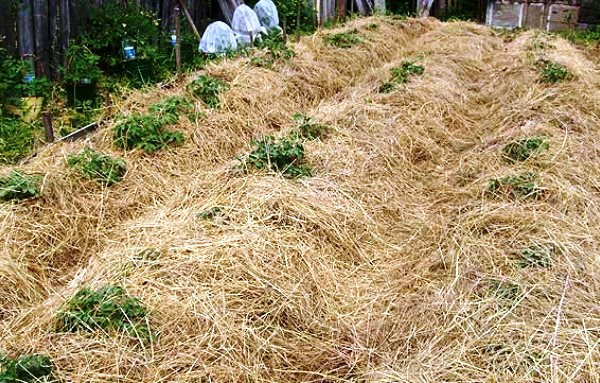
xmin=516 ymin=243 xmax=553 ymax=268
xmin=0 ymin=353 xmax=56 ymax=383
xmin=487 ymin=172 xmax=541 ymax=199
xmin=380 ymin=60 xmax=425 ymax=92
xmin=244 ymin=136 xmax=312 ymax=178
xmin=541 ymin=61 xmax=572 ymax=83
xmin=0 ymin=171 xmax=41 ymax=202
xmin=113 ymin=114 xmax=184 ymax=152
xmin=324 ymin=30 xmax=363 ymax=48
xmin=502 ymin=137 xmax=549 ymax=163
xmin=187 ymin=75 xmax=229 ymax=108
xmin=291 ymin=113 xmax=330 ymax=140
xmin=57 ymin=284 xmax=152 ymax=340
xmin=366 ymin=23 xmax=379 ymax=31
xmin=67 ymin=148 xmax=127 ymax=186
xmin=149 ymin=96 xmax=194 ymax=124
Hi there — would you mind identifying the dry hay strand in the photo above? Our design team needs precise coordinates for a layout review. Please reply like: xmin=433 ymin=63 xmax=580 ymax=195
xmin=1 ymin=17 xmax=600 ymax=383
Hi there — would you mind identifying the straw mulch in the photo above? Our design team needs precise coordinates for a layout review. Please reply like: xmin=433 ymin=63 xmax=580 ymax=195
xmin=1 ymin=17 xmax=599 ymax=382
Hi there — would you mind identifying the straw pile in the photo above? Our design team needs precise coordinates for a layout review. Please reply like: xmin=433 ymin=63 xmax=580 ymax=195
xmin=1 ymin=17 xmax=599 ymax=382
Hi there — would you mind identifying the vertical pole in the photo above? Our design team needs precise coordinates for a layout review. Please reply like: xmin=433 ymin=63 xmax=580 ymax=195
xmin=295 ymin=0 xmax=302 ymax=42
xmin=42 ymin=111 xmax=54 ymax=143
xmin=175 ymin=5 xmax=181 ymax=76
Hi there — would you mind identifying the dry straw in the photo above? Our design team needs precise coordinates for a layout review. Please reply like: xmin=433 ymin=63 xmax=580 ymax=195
xmin=1 ymin=16 xmax=600 ymax=382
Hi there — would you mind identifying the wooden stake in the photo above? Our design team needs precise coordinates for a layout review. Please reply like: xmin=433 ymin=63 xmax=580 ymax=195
xmin=175 ymin=5 xmax=181 ymax=76
xmin=296 ymin=0 xmax=302 ymax=43
xmin=176 ymin=0 xmax=200 ymax=41
xmin=42 ymin=112 xmax=54 ymax=143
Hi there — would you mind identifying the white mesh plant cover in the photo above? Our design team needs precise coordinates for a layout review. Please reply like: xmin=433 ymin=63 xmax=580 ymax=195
xmin=199 ymin=21 xmax=238 ymax=54
xmin=231 ymin=4 xmax=265 ymax=46
xmin=254 ymin=0 xmax=280 ymax=31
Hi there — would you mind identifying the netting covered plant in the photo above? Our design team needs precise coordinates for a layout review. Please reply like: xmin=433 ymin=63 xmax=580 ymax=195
xmin=199 ymin=21 xmax=238 ymax=54
xmin=232 ymin=4 xmax=266 ymax=46
xmin=254 ymin=0 xmax=281 ymax=32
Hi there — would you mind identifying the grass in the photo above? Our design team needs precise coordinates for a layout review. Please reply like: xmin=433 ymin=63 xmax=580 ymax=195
xmin=57 ymin=284 xmax=153 ymax=341
xmin=0 ymin=171 xmax=41 ymax=202
xmin=0 ymin=353 xmax=56 ymax=383
xmin=187 ymin=75 xmax=229 ymax=108
xmin=559 ymin=26 xmax=600 ymax=46
xmin=113 ymin=113 xmax=184 ymax=152
xmin=379 ymin=60 xmax=425 ymax=92
xmin=487 ymin=172 xmax=542 ymax=199
xmin=540 ymin=60 xmax=572 ymax=83
xmin=243 ymin=135 xmax=312 ymax=178
xmin=324 ymin=30 xmax=363 ymax=48
xmin=67 ymin=148 xmax=127 ymax=186
xmin=502 ymin=136 xmax=548 ymax=163
xmin=0 ymin=118 xmax=40 ymax=164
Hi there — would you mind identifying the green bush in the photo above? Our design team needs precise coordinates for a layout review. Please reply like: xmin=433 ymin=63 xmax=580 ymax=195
xmin=62 ymin=43 xmax=103 ymax=84
xmin=0 ymin=171 xmax=41 ymax=202
xmin=560 ymin=25 xmax=600 ymax=45
xmin=67 ymin=148 xmax=127 ymax=186
xmin=541 ymin=61 xmax=572 ymax=83
xmin=487 ymin=172 xmax=541 ymax=199
xmin=0 ymin=353 xmax=56 ymax=383
xmin=57 ymin=284 xmax=152 ymax=340
xmin=502 ymin=137 xmax=548 ymax=163
xmin=0 ymin=118 xmax=40 ymax=164
xmin=244 ymin=135 xmax=312 ymax=178
xmin=113 ymin=114 xmax=184 ymax=152
xmin=83 ymin=1 xmax=160 ymax=68
xmin=187 ymin=75 xmax=229 ymax=108
xmin=243 ymin=0 xmax=315 ymax=33
xmin=324 ymin=30 xmax=363 ymax=48
xmin=380 ymin=60 xmax=425 ymax=92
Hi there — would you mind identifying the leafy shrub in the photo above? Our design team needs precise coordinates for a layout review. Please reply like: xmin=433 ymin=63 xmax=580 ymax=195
xmin=0 ymin=50 xmax=27 ymax=112
xmin=324 ymin=30 xmax=363 ymax=48
xmin=67 ymin=148 xmax=127 ymax=186
xmin=0 ymin=118 xmax=40 ymax=164
xmin=113 ymin=114 xmax=184 ymax=152
xmin=291 ymin=113 xmax=330 ymax=140
xmin=487 ymin=172 xmax=541 ymax=199
xmin=62 ymin=43 xmax=102 ymax=84
xmin=0 ymin=353 xmax=56 ymax=383
xmin=0 ymin=171 xmax=41 ymax=202
xmin=244 ymin=135 xmax=311 ymax=178
xmin=380 ymin=60 xmax=425 ymax=92
xmin=187 ymin=75 xmax=229 ymax=108
xmin=502 ymin=137 xmax=548 ymax=163
xmin=149 ymin=96 xmax=194 ymax=124
xmin=57 ymin=284 xmax=152 ymax=340
xmin=516 ymin=243 xmax=553 ymax=268
xmin=541 ymin=61 xmax=572 ymax=83
xmin=83 ymin=2 xmax=160 ymax=68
